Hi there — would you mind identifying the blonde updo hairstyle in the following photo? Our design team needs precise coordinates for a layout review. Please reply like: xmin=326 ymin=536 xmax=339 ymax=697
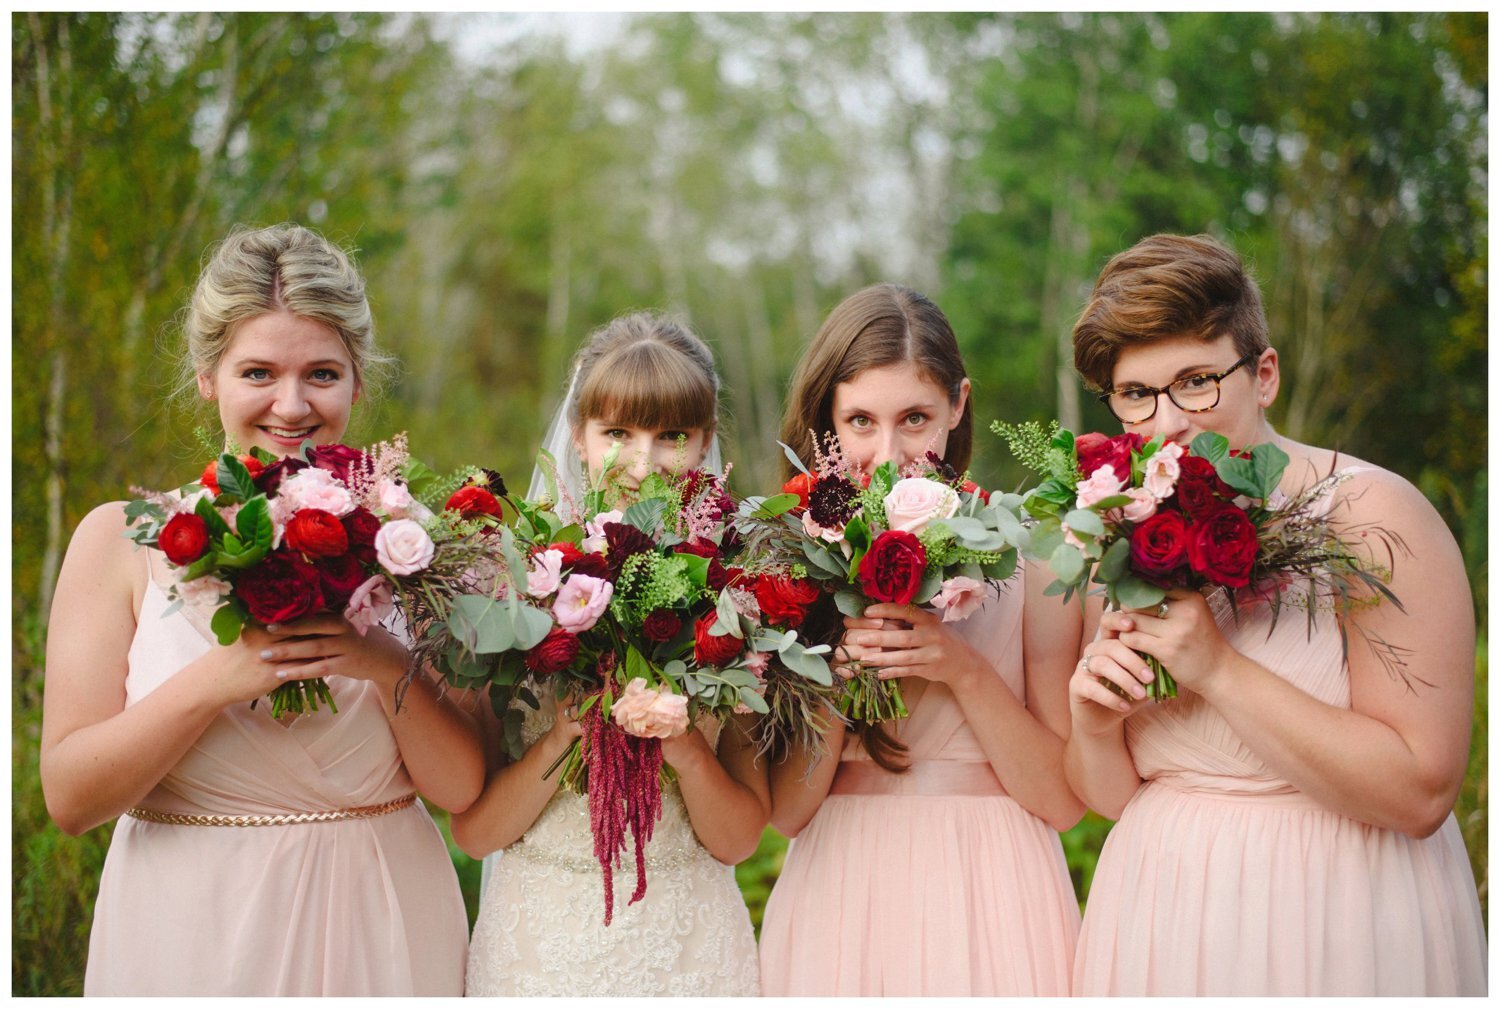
xmin=568 ymin=311 xmax=719 ymax=438
xmin=178 ymin=223 xmax=394 ymax=404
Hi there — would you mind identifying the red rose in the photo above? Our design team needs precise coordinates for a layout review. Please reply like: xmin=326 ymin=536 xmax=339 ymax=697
xmin=308 ymin=444 xmax=367 ymax=485
xmin=446 ymin=485 xmax=504 ymax=521
xmin=315 ymin=552 xmax=368 ymax=609
xmin=1076 ymin=431 xmax=1145 ymax=480
xmin=1172 ymin=456 xmax=1231 ymax=518
xmin=642 ymin=609 xmax=683 ymax=642
xmin=961 ymin=479 xmax=991 ymax=504
xmin=755 ymin=575 xmax=822 ymax=628
xmin=781 ymin=472 xmax=815 ymax=512
xmin=1186 ymin=504 xmax=1259 ymax=588
xmin=524 ymin=628 xmax=580 ymax=676
xmin=857 ymin=530 xmax=927 ymax=606
xmin=199 ymin=455 xmax=266 ymax=496
xmin=234 ymin=549 xmax=325 ymax=625
xmin=694 ymin=613 xmax=746 ymax=667
xmin=160 ymin=513 xmax=211 ymax=566
xmin=284 ymin=508 xmax=349 ymax=558
xmin=1129 ymin=511 xmax=1190 ymax=586
xmin=342 ymin=507 xmax=381 ymax=564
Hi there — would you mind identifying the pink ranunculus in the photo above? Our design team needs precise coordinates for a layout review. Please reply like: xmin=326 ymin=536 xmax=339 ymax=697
xmin=610 ymin=677 xmax=690 ymax=739
xmin=277 ymin=466 xmax=355 ymax=517
xmin=883 ymin=477 xmax=961 ymax=534
xmin=526 ymin=549 xmax=564 ymax=598
xmin=552 ymin=573 xmax=613 ymax=633
xmin=344 ymin=575 xmax=395 ymax=636
xmin=375 ymin=477 xmax=418 ymax=519
xmin=801 ymin=509 xmax=845 ymax=543
xmin=1143 ymin=441 xmax=1184 ymax=500
xmin=582 ymin=510 xmax=624 ymax=553
xmin=174 ymin=573 xmax=232 ymax=609
xmin=1107 ymin=486 xmax=1159 ymax=524
xmin=930 ymin=575 xmax=990 ymax=623
xmin=1075 ymin=464 xmax=1126 ymax=509
xmin=375 ymin=519 xmax=435 ymax=576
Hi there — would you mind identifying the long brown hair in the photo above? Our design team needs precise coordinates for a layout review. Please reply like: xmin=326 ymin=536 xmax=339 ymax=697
xmin=779 ymin=283 xmax=971 ymax=771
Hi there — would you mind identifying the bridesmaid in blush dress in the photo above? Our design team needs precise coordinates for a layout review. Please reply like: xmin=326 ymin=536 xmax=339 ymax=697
xmin=757 ymin=284 xmax=1086 ymax=996
xmin=1065 ymin=234 xmax=1485 ymax=995
xmin=41 ymin=225 xmax=481 ymax=995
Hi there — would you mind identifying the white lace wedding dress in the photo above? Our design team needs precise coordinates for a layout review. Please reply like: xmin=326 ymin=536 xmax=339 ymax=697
xmin=465 ymin=691 xmax=760 ymax=996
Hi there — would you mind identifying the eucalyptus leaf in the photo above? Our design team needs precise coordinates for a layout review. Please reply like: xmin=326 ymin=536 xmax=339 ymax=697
xmin=1063 ymin=508 xmax=1106 ymax=538
xmin=778 ymin=641 xmax=833 ymax=685
xmin=448 ymin=595 xmax=517 ymax=653
xmin=507 ymin=599 xmax=554 ymax=651
xmin=1050 ymin=542 xmax=1086 ymax=585
xmin=1114 ymin=574 xmax=1166 ymax=610
xmin=715 ymin=591 xmax=744 ymax=639
xmin=737 ymin=687 xmax=770 ymax=714
xmin=833 ymin=589 xmax=866 ymax=617
xmin=778 ymin=440 xmax=812 ymax=478
xmin=1097 ymin=535 xmax=1132 ymax=582
xmin=980 ymin=551 xmax=1018 ymax=583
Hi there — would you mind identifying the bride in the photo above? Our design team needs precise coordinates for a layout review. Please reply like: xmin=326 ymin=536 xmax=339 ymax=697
xmin=454 ymin=312 xmax=764 ymax=997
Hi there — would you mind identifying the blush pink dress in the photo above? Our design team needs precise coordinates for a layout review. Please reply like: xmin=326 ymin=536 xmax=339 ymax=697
xmin=83 ymin=563 xmax=469 ymax=996
xmin=758 ymin=568 xmax=1080 ymax=996
xmin=1074 ymin=488 xmax=1487 ymax=995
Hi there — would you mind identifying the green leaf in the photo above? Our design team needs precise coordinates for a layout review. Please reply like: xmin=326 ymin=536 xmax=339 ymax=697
xmin=448 ymin=595 xmax=517 ymax=654
xmin=247 ymin=446 xmax=278 ymax=465
xmin=179 ymin=553 xmax=222 ymax=581
xmin=676 ymin=552 xmax=710 ymax=590
xmin=1097 ymin=535 xmax=1132 ymax=582
xmin=833 ymin=589 xmax=866 ymax=617
xmin=1063 ymin=508 xmax=1106 ymax=538
xmin=216 ymin=454 xmax=256 ymax=501
xmin=1114 ymin=574 xmax=1166 ymax=610
xmin=737 ymin=687 xmax=770 ymax=714
xmin=624 ymin=644 xmax=652 ymax=685
xmin=1189 ymin=431 xmax=1230 ymax=467
xmin=210 ymin=602 xmax=245 ymax=645
xmin=235 ymin=497 xmax=274 ymax=554
xmin=623 ymin=497 xmax=667 ymax=535
xmin=194 ymin=495 xmax=233 ymax=541
xmin=777 ymin=440 xmax=812 ymax=478
xmin=752 ymin=492 xmax=802 ymax=519
xmin=508 ymin=599 xmax=554 ymax=651
xmin=1050 ymin=542 xmax=1086 ymax=585
xmin=214 ymin=538 xmax=268 ymax=569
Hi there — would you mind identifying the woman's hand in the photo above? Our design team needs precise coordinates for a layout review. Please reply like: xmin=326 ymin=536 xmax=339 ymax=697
xmin=251 ymin=612 xmax=409 ymax=692
xmin=196 ymin=623 xmax=332 ymax=709
xmin=847 ymin=603 xmax=987 ymax=688
xmin=1069 ymin=624 xmax=1154 ymax=737
xmin=833 ymin=615 xmax=887 ymax=678
xmin=548 ymin=694 xmax=587 ymax=744
xmin=1100 ymin=590 xmax=1236 ymax=694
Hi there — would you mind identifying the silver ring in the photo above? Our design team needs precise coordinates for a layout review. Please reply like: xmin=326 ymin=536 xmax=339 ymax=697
xmin=1156 ymin=601 xmax=1170 ymax=619
xmin=1082 ymin=654 xmax=1094 ymax=674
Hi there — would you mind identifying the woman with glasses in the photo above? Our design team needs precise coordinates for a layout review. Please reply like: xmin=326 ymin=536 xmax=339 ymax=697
xmin=1065 ymin=234 xmax=1485 ymax=996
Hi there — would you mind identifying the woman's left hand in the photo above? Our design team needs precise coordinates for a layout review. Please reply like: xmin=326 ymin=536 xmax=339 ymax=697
xmin=258 ymin=613 xmax=409 ymax=691
xmin=1099 ymin=589 xmax=1234 ymax=693
xmin=851 ymin=602 xmax=987 ymax=687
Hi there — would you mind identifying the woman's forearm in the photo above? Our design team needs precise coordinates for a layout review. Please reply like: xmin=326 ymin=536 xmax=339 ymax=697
xmin=768 ymin=719 xmax=845 ymax=837
xmin=380 ymin=669 xmax=485 ymax=813
xmin=450 ymin=726 xmax=575 ymax=858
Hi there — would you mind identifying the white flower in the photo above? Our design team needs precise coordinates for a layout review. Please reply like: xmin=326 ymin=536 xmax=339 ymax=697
xmin=375 ymin=477 xmax=417 ymax=519
xmin=883 ymin=477 xmax=960 ymax=534
xmin=930 ymin=576 xmax=990 ymax=623
xmin=375 ymin=519 xmax=435 ymax=576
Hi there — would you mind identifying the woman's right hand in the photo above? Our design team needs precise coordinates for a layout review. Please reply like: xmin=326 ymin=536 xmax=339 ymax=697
xmin=546 ymin=693 xmax=586 ymax=743
xmin=196 ymin=623 xmax=327 ymax=709
xmin=1068 ymin=621 xmax=1155 ymax=736
xmin=834 ymin=615 xmax=888 ymax=678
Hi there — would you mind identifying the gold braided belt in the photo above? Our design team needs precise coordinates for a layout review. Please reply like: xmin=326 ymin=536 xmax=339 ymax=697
xmin=125 ymin=792 xmax=417 ymax=827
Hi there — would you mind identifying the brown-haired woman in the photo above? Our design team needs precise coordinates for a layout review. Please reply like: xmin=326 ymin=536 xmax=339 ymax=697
xmin=454 ymin=312 xmax=764 ymax=996
xmin=1066 ymin=234 xmax=1485 ymax=995
xmin=757 ymin=283 xmax=1086 ymax=996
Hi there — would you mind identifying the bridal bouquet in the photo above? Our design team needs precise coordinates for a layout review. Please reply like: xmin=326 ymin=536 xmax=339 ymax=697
xmin=993 ymin=421 xmax=1404 ymax=699
xmin=125 ymin=435 xmax=507 ymax=718
xmin=737 ymin=436 xmax=1024 ymax=727
xmin=412 ymin=447 xmax=831 ymax=924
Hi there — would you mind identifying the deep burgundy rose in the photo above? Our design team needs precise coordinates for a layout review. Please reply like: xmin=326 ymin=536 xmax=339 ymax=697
xmin=342 ymin=507 xmax=381 ymax=564
xmin=553 ymin=541 xmax=610 ymax=580
xmin=199 ymin=455 xmax=266 ymax=496
xmin=781 ymin=472 xmax=815 ymax=512
xmin=307 ymin=443 xmax=367 ymax=485
xmin=603 ymin=522 xmax=656 ymax=580
xmin=693 ymin=613 xmax=745 ymax=667
xmin=1179 ymin=454 xmax=1234 ymax=495
xmin=524 ymin=627 xmax=580 ymax=676
xmin=674 ymin=539 xmax=732 ymax=591
xmin=1173 ymin=454 xmax=1233 ymax=518
xmin=234 ymin=548 xmax=325 ymax=625
xmin=160 ymin=513 xmax=211 ymax=566
xmin=1129 ymin=511 xmax=1190 ymax=586
xmin=315 ymin=552 xmax=367 ymax=609
xmin=1076 ymin=431 xmax=1145 ymax=480
xmin=856 ymin=530 xmax=927 ymax=606
xmin=253 ymin=456 xmax=309 ymax=496
xmin=642 ymin=609 xmax=683 ymax=643
xmin=1186 ymin=503 xmax=1259 ymax=588
xmin=755 ymin=575 xmax=822 ymax=628
xmin=284 ymin=508 xmax=349 ymax=558
xmin=445 ymin=485 xmax=504 ymax=522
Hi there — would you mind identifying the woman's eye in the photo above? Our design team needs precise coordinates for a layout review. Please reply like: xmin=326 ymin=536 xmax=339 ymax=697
xmin=1118 ymin=387 xmax=1153 ymax=402
xmin=847 ymin=415 xmax=872 ymax=429
xmin=658 ymin=430 xmax=688 ymax=443
xmin=904 ymin=412 xmax=928 ymax=426
xmin=310 ymin=368 xmax=341 ymax=382
xmin=242 ymin=368 xmax=271 ymax=381
xmin=604 ymin=429 xmax=628 ymax=441
xmin=1179 ymin=374 xmax=1216 ymax=391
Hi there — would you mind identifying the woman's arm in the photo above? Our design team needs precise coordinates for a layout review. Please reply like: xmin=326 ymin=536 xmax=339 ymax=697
xmin=1105 ymin=470 xmax=1474 ymax=837
xmin=40 ymin=504 xmax=327 ymax=835
xmin=665 ymin=714 xmax=771 ymax=864
xmin=1062 ymin=592 xmax=1152 ymax=819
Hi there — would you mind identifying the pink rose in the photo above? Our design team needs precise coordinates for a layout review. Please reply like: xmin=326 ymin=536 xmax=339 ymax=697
xmin=610 ymin=677 xmax=690 ymax=739
xmin=375 ymin=477 xmax=418 ymax=519
xmin=1075 ymin=464 xmax=1126 ymax=509
xmin=344 ymin=575 xmax=394 ymax=636
xmin=583 ymin=510 xmax=624 ymax=553
xmin=883 ymin=477 xmax=960 ymax=534
xmin=1143 ymin=441 xmax=1184 ymax=500
xmin=1108 ymin=486 xmax=1159 ymax=524
xmin=930 ymin=575 xmax=989 ymax=623
xmin=277 ymin=467 xmax=354 ymax=517
xmin=174 ymin=572 xmax=232 ymax=609
xmin=375 ymin=519 xmax=435 ymax=576
xmin=801 ymin=509 xmax=845 ymax=543
xmin=552 ymin=573 xmax=613 ymax=633
xmin=526 ymin=548 xmax=564 ymax=598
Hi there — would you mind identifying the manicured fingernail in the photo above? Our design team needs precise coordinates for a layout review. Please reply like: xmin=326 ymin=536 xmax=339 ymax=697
xmin=266 ymin=624 xmax=280 ymax=632
xmin=1132 ymin=685 xmax=1146 ymax=699
xmin=275 ymin=669 xmax=293 ymax=679
xmin=260 ymin=649 xmax=275 ymax=660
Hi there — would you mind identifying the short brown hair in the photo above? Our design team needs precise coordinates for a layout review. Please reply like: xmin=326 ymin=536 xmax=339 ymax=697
xmin=570 ymin=312 xmax=718 ymax=435
xmin=780 ymin=283 xmax=971 ymax=478
xmin=1073 ymin=234 xmax=1269 ymax=390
